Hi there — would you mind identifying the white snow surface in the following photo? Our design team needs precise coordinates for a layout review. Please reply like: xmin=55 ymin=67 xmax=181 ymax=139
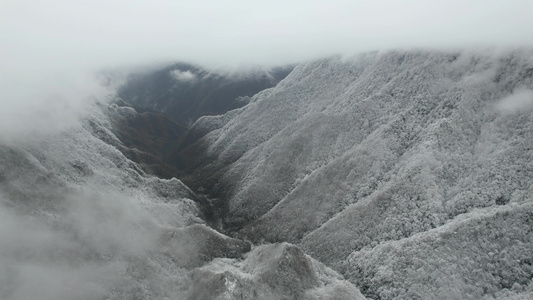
xmin=194 ymin=49 xmax=533 ymax=299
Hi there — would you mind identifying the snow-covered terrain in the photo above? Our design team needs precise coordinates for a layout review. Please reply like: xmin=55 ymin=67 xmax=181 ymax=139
xmin=0 ymin=101 xmax=201 ymax=299
xmin=189 ymin=242 xmax=365 ymax=299
xmin=2 ymin=48 xmax=533 ymax=299
xmin=0 ymin=98 xmax=361 ymax=299
xmin=183 ymin=49 xmax=533 ymax=299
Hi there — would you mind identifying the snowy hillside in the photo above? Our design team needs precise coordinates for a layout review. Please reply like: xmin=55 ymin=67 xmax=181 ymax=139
xmin=0 ymin=98 xmax=360 ymax=299
xmin=0 ymin=101 xmax=201 ymax=299
xmin=181 ymin=49 xmax=533 ymax=299
xmin=2 ymin=49 xmax=532 ymax=299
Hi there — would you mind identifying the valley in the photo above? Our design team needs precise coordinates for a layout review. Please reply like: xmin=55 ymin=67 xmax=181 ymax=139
xmin=2 ymin=49 xmax=533 ymax=299
xmin=114 ymin=50 xmax=533 ymax=299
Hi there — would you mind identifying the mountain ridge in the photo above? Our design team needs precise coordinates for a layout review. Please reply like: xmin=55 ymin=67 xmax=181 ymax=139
xmin=0 ymin=96 xmax=359 ymax=299
xmin=173 ymin=48 xmax=533 ymax=299
xmin=3 ymin=48 xmax=532 ymax=299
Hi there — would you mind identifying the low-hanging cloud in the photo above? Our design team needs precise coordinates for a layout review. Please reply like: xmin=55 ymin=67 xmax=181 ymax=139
xmin=170 ymin=70 xmax=198 ymax=83
xmin=0 ymin=71 xmax=110 ymax=145
xmin=0 ymin=189 xmax=161 ymax=300
xmin=2 ymin=1 xmax=533 ymax=142
xmin=495 ymin=89 xmax=533 ymax=114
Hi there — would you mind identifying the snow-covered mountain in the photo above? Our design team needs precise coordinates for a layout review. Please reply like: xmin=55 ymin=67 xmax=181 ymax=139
xmin=178 ymin=49 xmax=533 ymax=299
xmin=0 ymin=98 xmax=361 ymax=299
xmin=2 ymin=48 xmax=533 ymax=299
xmin=110 ymin=63 xmax=294 ymax=178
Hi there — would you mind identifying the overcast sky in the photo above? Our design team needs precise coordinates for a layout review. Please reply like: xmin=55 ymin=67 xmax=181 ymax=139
xmin=3 ymin=0 xmax=533 ymax=68
xmin=1 ymin=0 xmax=533 ymax=140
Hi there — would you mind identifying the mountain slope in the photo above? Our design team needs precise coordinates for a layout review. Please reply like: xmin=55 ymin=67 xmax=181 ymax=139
xmin=118 ymin=62 xmax=294 ymax=128
xmin=179 ymin=49 xmax=533 ymax=299
xmin=111 ymin=63 xmax=294 ymax=178
xmin=0 ymin=101 xmax=203 ymax=299
xmin=104 ymin=100 xmax=186 ymax=178
xmin=0 ymin=98 xmax=361 ymax=299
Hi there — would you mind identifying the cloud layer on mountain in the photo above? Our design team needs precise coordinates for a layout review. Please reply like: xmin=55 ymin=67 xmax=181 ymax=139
xmin=2 ymin=0 xmax=533 ymax=143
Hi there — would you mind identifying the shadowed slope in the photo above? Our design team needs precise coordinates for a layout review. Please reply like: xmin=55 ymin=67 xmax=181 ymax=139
xmin=118 ymin=62 xmax=294 ymax=128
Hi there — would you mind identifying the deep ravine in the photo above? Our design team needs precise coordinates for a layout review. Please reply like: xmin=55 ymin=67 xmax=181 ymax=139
xmin=101 ymin=49 xmax=533 ymax=299
xmin=0 ymin=97 xmax=365 ymax=299
xmin=145 ymin=50 xmax=533 ymax=300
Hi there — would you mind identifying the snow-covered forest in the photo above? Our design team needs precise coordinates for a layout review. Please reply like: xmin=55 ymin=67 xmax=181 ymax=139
xmin=0 ymin=97 xmax=362 ymax=299
xmin=1 ymin=49 xmax=532 ymax=299
xmin=182 ymin=49 xmax=533 ymax=299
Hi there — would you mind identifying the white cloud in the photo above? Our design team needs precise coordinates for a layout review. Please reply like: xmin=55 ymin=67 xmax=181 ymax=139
xmin=495 ymin=89 xmax=533 ymax=114
xmin=0 ymin=70 xmax=109 ymax=145
xmin=0 ymin=190 xmax=159 ymax=299
xmin=170 ymin=70 xmax=197 ymax=83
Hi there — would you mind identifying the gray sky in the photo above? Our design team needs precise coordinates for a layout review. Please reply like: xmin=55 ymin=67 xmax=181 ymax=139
xmin=1 ymin=0 xmax=533 ymax=140
xmin=3 ymin=0 xmax=533 ymax=68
